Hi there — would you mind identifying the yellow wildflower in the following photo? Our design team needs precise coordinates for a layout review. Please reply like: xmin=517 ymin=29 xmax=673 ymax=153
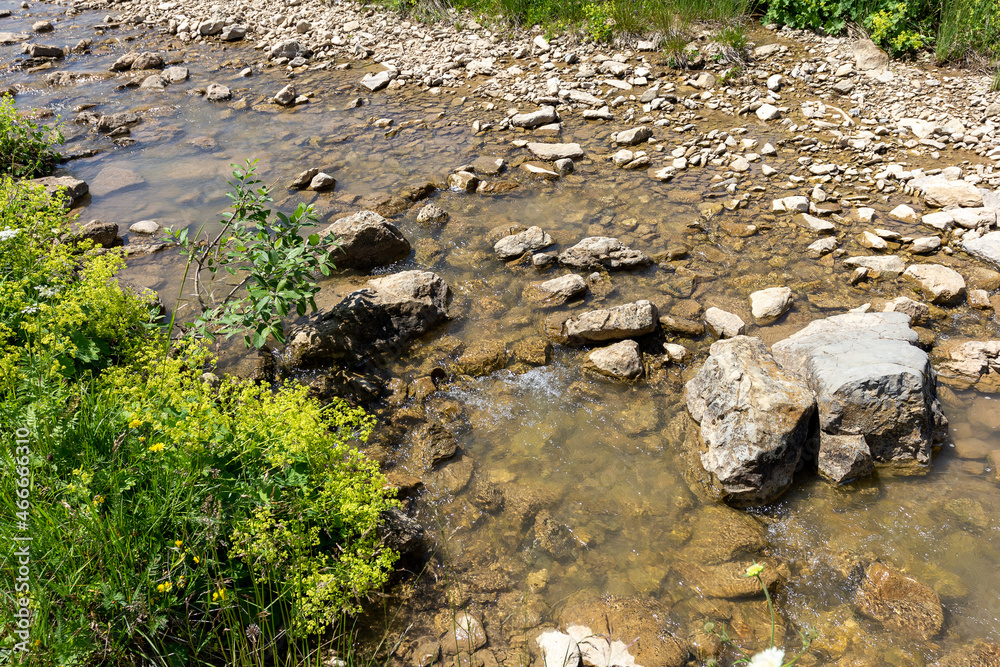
xmin=175 ymin=539 xmax=183 ymax=548
xmin=128 ymin=419 xmax=142 ymax=429
xmin=744 ymin=562 xmax=765 ymax=578
xmin=148 ymin=442 xmax=165 ymax=453
xmin=193 ymin=556 xmax=200 ymax=564
xmin=92 ymin=495 xmax=104 ymax=505
xmin=156 ymin=583 xmax=165 ymax=593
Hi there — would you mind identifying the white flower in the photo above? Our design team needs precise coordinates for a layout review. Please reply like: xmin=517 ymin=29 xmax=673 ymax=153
xmin=0 ymin=227 xmax=21 ymax=242
xmin=747 ymin=647 xmax=785 ymax=667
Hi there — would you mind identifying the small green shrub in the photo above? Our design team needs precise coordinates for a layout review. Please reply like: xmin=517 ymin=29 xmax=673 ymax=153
xmin=0 ymin=97 xmax=64 ymax=178
xmin=865 ymin=2 xmax=925 ymax=55
xmin=763 ymin=0 xmax=854 ymax=34
xmin=582 ymin=1 xmax=614 ymax=41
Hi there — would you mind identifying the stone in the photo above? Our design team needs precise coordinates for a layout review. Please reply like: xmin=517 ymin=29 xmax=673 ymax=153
xmin=413 ymin=421 xmax=457 ymax=467
xmin=766 ymin=74 xmax=782 ymax=91
xmin=756 ymin=104 xmax=780 ymax=121
xmin=568 ymin=626 xmax=639 ymax=667
xmin=889 ymin=205 xmax=919 ymax=223
xmin=860 ymin=231 xmax=888 ymax=250
xmin=921 ymin=211 xmax=954 ymax=231
xmin=75 ymin=220 xmax=119 ymax=248
xmin=416 ymin=203 xmax=448 ymax=224
xmin=911 ymin=176 xmax=984 ymax=208
xmin=273 ymin=84 xmax=296 ymax=106
xmin=205 ymin=84 xmax=231 ymax=101
xmin=286 ymin=270 xmax=450 ymax=365
xmin=772 ymin=312 xmax=947 ymax=467
xmin=772 ymin=196 xmax=809 ymax=213
xmin=952 ymin=207 xmax=997 ymax=229
xmin=750 ymin=287 xmax=793 ymax=323
xmin=525 ymin=274 xmax=587 ymax=305
xmin=911 ymin=237 xmax=941 ymax=254
xmin=843 ymin=255 xmax=906 ymax=277
xmin=291 ymin=168 xmax=319 ymax=189
xmin=29 ymin=175 xmax=88 ymax=207
xmin=553 ymin=301 xmax=658 ymax=346
xmin=585 ymin=339 xmax=643 ymax=380
xmin=818 ymin=434 xmax=874 ymax=484
xmin=472 ymin=156 xmax=505 ymax=176
xmin=129 ymin=220 xmax=160 ymax=235
xmin=685 ymin=336 xmax=816 ymax=505
xmin=526 ymin=142 xmax=584 ymax=161
xmin=220 ymin=24 xmax=246 ymax=41
xmin=32 ymin=20 xmax=53 ymax=32
xmin=27 ymin=43 xmax=63 ymax=58
xmin=309 ymin=172 xmax=336 ymax=191
xmin=808 ymin=237 xmax=838 ymax=257
xmin=903 ymin=264 xmax=967 ymax=306
xmin=161 ymin=66 xmax=188 ymax=83
xmin=456 ymin=341 xmax=508 ymax=376
xmin=558 ymin=597 xmax=686 ymax=667
xmin=704 ymin=307 xmax=746 ymax=339
xmin=616 ymin=126 xmax=652 ymax=146
xmin=197 ymin=18 xmax=224 ymax=35
xmin=511 ymin=106 xmax=558 ymax=129
xmin=800 ymin=213 xmax=835 ymax=233
xmin=832 ymin=80 xmax=854 ymax=95
xmin=269 ymin=39 xmax=303 ymax=60
xmin=378 ymin=507 xmax=423 ymax=555
xmin=755 ymin=43 xmax=782 ymax=58
xmin=97 ymin=112 xmax=141 ymax=133
xmin=882 ymin=296 xmax=929 ymax=324
xmin=934 ymin=340 xmax=1000 ymax=391
xmin=441 ymin=612 xmax=487 ymax=656
xmin=853 ymin=562 xmax=944 ymax=640
xmin=360 ymin=70 xmax=391 ymax=92
xmin=535 ymin=630 xmax=580 ymax=667
xmin=853 ymin=40 xmax=889 ymax=71
xmin=557 ymin=237 xmax=651 ymax=270
xmin=139 ymin=74 xmax=167 ymax=91
xmin=90 ymin=167 xmax=144 ymax=197
xmin=448 ymin=171 xmax=479 ymax=192
xmin=962 ymin=231 xmax=1000 ymax=272
xmin=494 ymin=226 xmax=553 ymax=260
xmin=130 ymin=52 xmax=164 ymax=70
xmin=318 ymin=210 xmax=411 ymax=270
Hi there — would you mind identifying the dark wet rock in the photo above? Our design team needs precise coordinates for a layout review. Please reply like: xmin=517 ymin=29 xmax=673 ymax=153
xmin=511 ymin=338 xmax=552 ymax=367
xmin=379 ymin=507 xmax=423 ymax=555
xmin=772 ymin=312 xmax=947 ymax=467
xmin=109 ymin=51 xmax=163 ymax=71
xmin=73 ymin=220 xmax=120 ymax=248
xmin=440 ymin=612 xmax=487 ymax=656
xmin=26 ymin=43 xmax=64 ymax=58
xmin=97 ymin=111 xmax=141 ymax=133
xmin=533 ymin=510 xmax=578 ymax=561
xmin=584 ymin=339 xmax=643 ymax=381
xmin=558 ymin=236 xmax=652 ymax=271
xmin=685 ymin=336 xmax=816 ymax=505
xmin=524 ymin=273 xmax=587 ymax=306
xmin=319 ymin=210 xmax=410 ymax=270
xmin=853 ymin=561 xmax=944 ymax=640
xmin=678 ymin=558 xmax=788 ymax=599
xmin=819 ymin=433 xmax=875 ymax=484
xmin=684 ymin=505 xmax=769 ymax=564
xmin=412 ymin=639 xmax=440 ymax=667
xmin=413 ymin=420 xmax=458 ymax=468
xmin=90 ymin=166 xmax=144 ymax=197
xmin=455 ymin=340 xmax=508 ymax=376
xmin=30 ymin=175 xmax=88 ymax=207
xmin=548 ymin=300 xmax=658 ymax=346
xmin=286 ymin=270 xmax=450 ymax=366
xmin=659 ymin=314 xmax=705 ymax=337
xmin=511 ymin=106 xmax=558 ymax=129
xmin=494 ymin=226 xmax=553 ymax=260
xmin=558 ymin=595 xmax=688 ymax=667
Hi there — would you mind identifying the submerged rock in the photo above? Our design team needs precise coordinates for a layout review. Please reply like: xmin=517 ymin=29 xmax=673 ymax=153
xmin=549 ymin=300 xmax=658 ymax=346
xmin=772 ymin=312 xmax=947 ymax=468
xmin=286 ymin=270 xmax=450 ymax=366
xmin=319 ymin=210 xmax=411 ymax=270
xmin=494 ymin=226 xmax=553 ymax=260
xmin=558 ymin=596 xmax=687 ymax=667
xmin=934 ymin=340 xmax=1000 ymax=392
xmin=525 ymin=273 xmax=587 ymax=305
xmin=535 ymin=630 xmax=580 ymax=667
xmin=584 ymin=339 xmax=643 ymax=380
xmin=30 ymin=175 xmax=88 ymax=207
xmin=685 ymin=336 xmax=816 ymax=505
xmin=853 ymin=562 xmax=944 ymax=640
xmin=557 ymin=236 xmax=652 ymax=270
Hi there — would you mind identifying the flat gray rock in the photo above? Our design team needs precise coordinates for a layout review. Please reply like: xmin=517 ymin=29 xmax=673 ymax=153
xmin=493 ymin=226 xmax=552 ymax=260
xmin=843 ymin=255 xmax=906 ymax=276
xmin=557 ymin=236 xmax=651 ymax=270
xmin=962 ymin=231 xmax=1000 ymax=271
xmin=318 ymin=210 xmax=410 ymax=270
xmin=552 ymin=300 xmax=658 ymax=346
xmin=585 ymin=339 xmax=643 ymax=380
xmin=526 ymin=142 xmax=584 ymax=161
xmin=772 ymin=312 xmax=947 ymax=467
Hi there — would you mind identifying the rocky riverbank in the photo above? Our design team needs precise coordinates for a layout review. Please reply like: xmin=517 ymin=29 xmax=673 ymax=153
xmin=5 ymin=0 xmax=1000 ymax=665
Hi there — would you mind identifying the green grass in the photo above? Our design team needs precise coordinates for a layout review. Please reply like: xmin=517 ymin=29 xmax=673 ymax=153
xmin=936 ymin=0 xmax=1000 ymax=63
xmin=0 ymin=96 xmax=63 ymax=178
xmin=0 ymin=175 xmax=400 ymax=666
